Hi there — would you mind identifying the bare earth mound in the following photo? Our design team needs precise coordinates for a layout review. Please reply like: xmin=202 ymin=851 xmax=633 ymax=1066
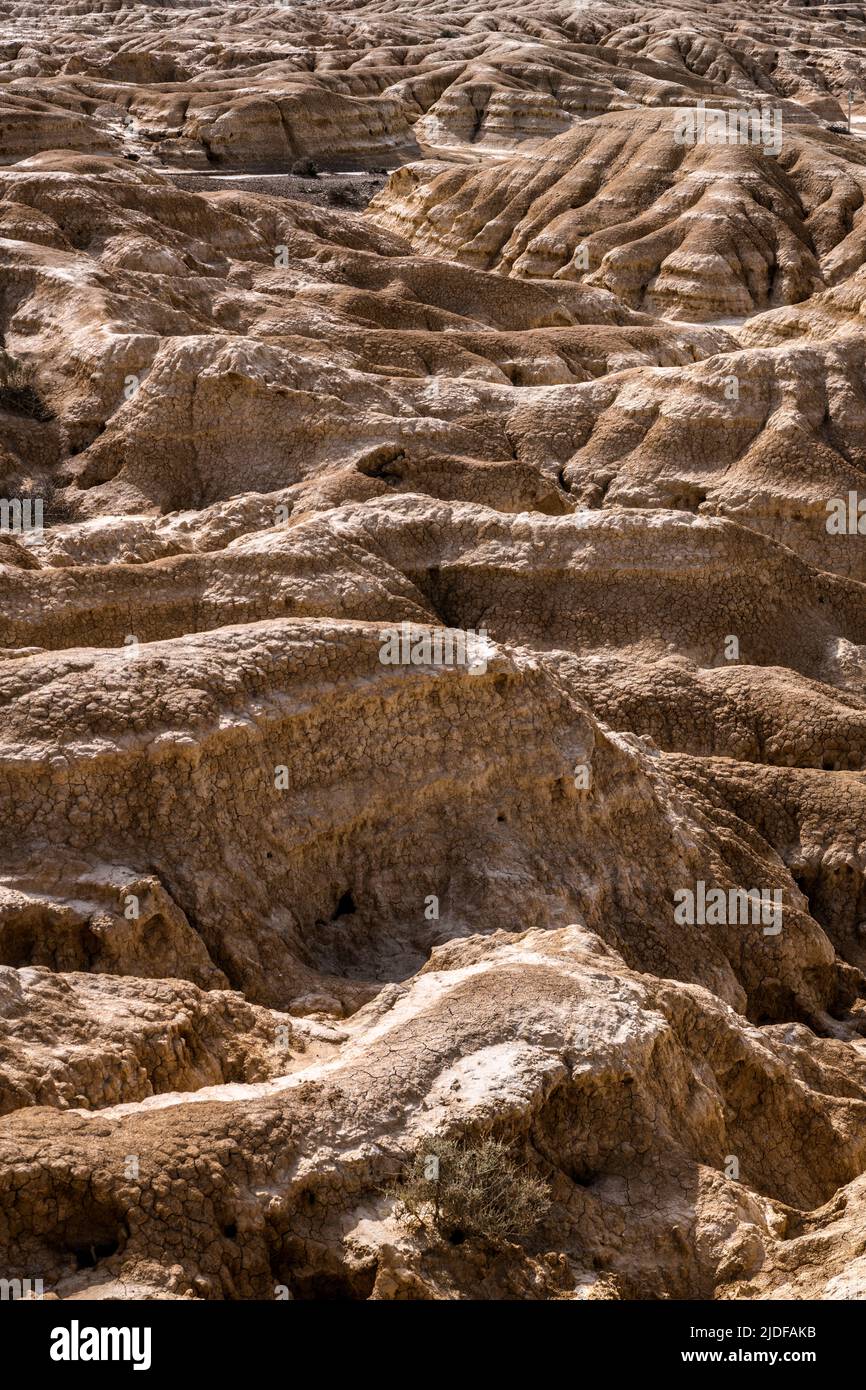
xmin=2 ymin=0 xmax=866 ymax=1306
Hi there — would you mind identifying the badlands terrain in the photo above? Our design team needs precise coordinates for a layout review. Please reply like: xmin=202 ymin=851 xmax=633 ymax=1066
xmin=2 ymin=0 xmax=866 ymax=1302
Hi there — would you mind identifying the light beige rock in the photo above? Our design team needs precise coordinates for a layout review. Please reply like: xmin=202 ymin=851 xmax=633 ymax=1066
xmin=1 ymin=0 xmax=866 ymax=1305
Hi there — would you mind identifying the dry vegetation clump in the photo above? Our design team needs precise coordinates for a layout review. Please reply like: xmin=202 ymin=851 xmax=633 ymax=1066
xmin=0 ymin=352 xmax=53 ymax=422
xmin=17 ymin=474 xmax=75 ymax=526
xmin=392 ymin=1136 xmax=551 ymax=1246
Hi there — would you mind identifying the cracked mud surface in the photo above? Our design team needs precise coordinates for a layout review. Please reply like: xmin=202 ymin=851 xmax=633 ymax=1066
xmin=2 ymin=0 xmax=866 ymax=1301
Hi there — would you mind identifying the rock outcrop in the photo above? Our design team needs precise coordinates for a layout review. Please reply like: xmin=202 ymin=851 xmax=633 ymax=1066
xmin=1 ymin=0 xmax=866 ymax=1303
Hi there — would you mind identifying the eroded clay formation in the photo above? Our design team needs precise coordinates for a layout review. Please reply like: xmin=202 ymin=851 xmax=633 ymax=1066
xmin=1 ymin=0 xmax=866 ymax=1301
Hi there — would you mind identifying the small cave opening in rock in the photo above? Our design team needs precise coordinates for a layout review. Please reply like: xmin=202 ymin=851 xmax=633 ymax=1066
xmin=749 ymin=991 xmax=817 ymax=1030
xmin=332 ymin=891 xmax=356 ymax=920
xmin=48 ymin=1196 xmax=128 ymax=1275
xmin=72 ymin=1237 xmax=121 ymax=1270
xmin=356 ymin=447 xmax=405 ymax=485
xmin=288 ymin=1268 xmax=377 ymax=1300
xmin=269 ymin=1228 xmax=378 ymax=1300
xmin=271 ymin=1242 xmax=377 ymax=1300
xmin=0 ymin=915 xmax=89 ymax=972
xmin=790 ymin=862 xmax=866 ymax=973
